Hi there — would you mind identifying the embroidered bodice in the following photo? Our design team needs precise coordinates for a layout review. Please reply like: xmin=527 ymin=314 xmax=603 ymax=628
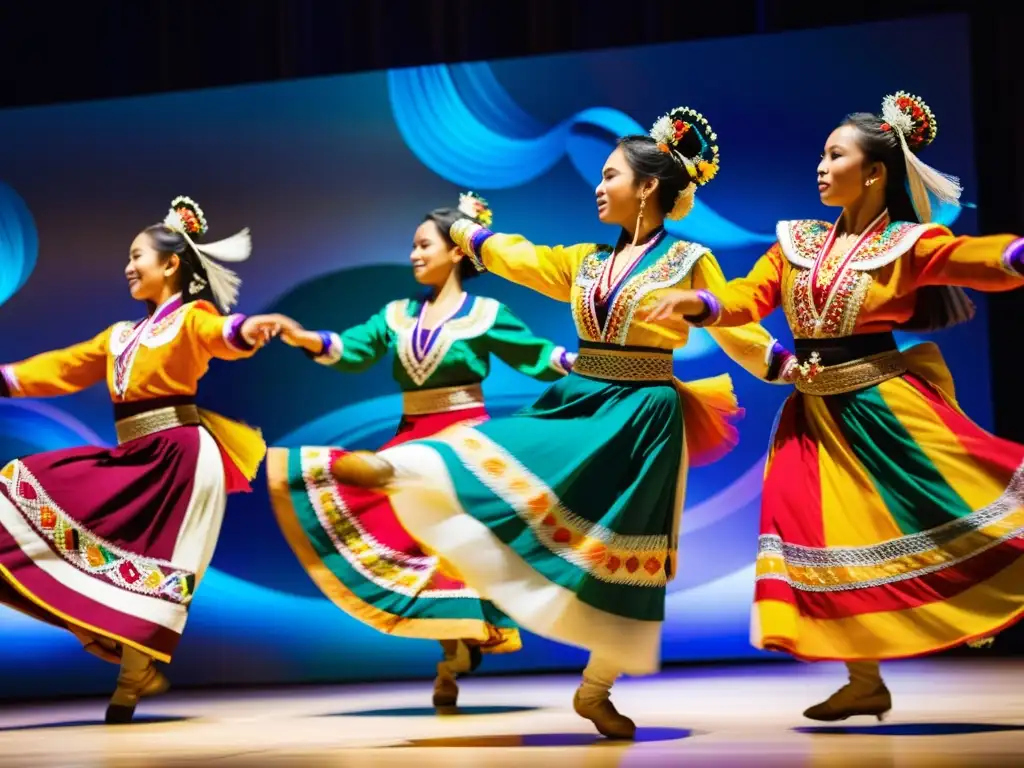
xmin=1 ymin=294 xmax=255 ymax=402
xmin=310 ymin=294 xmax=570 ymax=389
xmin=450 ymin=222 xmax=788 ymax=383
xmin=707 ymin=211 xmax=1024 ymax=339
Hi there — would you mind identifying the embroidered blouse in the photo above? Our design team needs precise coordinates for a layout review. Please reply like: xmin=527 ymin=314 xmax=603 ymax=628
xmin=307 ymin=294 xmax=572 ymax=390
xmin=451 ymin=221 xmax=790 ymax=382
xmin=0 ymin=294 xmax=256 ymax=401
xmin=700 ymin=211 xmax=1024 ymax=338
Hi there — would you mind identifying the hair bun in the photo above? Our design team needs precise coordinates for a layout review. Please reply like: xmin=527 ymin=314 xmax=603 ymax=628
xmin=649 ymin=106 xmax=721 ymax=187
xmin=457 ymin=191 xmax=493 ymax=227
xmin=880 ymin=91 xmax=937 ymax=152
xmin=168 ymin=195 xmax=209 ymax=238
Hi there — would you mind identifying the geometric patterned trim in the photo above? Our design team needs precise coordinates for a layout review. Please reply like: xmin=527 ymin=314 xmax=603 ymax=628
xmin=386 ymin=298 xmax=500 ymax=386
xmin=0 ymin=460 xmax=196 ymax=605
xmin=433 ymin=425 xmax=671 ymax=587
xmin=756 ymin=462 xmax=1024 ymax=592
xmin=299 ymin=447 xmax=481 ymax=599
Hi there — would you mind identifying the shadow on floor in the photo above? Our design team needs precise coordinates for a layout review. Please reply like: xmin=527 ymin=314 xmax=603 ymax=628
xmin=796 ymin=722 xmax=1024 ymax=737
xmin=394 ymin=727 xmax=695 ymax=748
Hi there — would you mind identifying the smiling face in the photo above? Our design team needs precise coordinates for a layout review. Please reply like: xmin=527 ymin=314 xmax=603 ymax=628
xmin=817 ymin=124 xmax=883 ymax=209
xmin=125 ymin=231 xmax=180 ymax=303
xmin=409 ymin=220 xmax=461 ymax=288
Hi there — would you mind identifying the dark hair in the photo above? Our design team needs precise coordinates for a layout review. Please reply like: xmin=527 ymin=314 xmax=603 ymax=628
xmin=841 ymin=112 xmax=974 ymax=331
xmin=142 ymin=224 xmax=221 ymax=312
xmin=617 ymin=133 xmax=698 ymax=216
xmin=422 ymin=207 xmax=484 ymax=282
xmin=841 ymin=112 xmax=918 ymax=223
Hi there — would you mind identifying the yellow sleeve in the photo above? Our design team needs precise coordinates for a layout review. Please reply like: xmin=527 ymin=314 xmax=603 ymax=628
xmin=690 ymin=251 xmax=792 ymax=384
xmin=451 ymin=220 xmax=592 ymax=302
xmin=185 ymin=301 xmax=259 ymax=361
xmin=696 ymin=244 xmax=787 ymax=327
xmin=1 ymin=326 xmax=112 ymax=398
xmin=910 ymin=228 xmax=1024 ymax=291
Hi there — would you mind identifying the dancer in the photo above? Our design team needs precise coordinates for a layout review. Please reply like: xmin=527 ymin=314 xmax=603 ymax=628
xmin=267 ymin=193 xmax=575 ymax=709
xmin=329 ymin=106 xmax=793 ymax=738
xmin=0 ymin=196 xmax=285 ymax=723
xmin=643 ymin=91 xmax=1024 ymax=721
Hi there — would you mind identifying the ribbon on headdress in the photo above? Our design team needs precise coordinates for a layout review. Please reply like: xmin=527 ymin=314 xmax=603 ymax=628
xmin=880 ymin=93 xmax=962 ymax=223
xmin=163 ymin=200 xmax=251 ymax=312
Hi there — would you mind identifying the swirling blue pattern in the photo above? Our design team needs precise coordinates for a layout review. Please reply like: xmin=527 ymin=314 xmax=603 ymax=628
xmin=0 ymin=181 xmax=38 ymax=309
xmin=387 ymin=63 xmax=963 ymax=247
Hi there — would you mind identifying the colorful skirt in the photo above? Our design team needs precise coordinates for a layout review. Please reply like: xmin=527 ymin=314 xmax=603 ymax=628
xmin=375 ymin=344 xmax=741 ymax=676
xmin=268 ymin=403 xmax=521 ymax=653
xmin=754 ymin=342 xmax=1024 ymax=660
xmin=0 ymin=412 xmax=232 ymax=664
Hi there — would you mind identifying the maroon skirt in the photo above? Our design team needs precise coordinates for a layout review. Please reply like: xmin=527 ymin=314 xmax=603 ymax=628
xmin=0 ymin=419 xmax=228 ymax=663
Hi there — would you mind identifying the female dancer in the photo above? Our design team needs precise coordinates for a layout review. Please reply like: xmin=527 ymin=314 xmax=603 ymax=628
xmin=644 ymin=91 xmax=1024 ymax=721
xmin=0 ymin=196 xmax=285 ymax=723
xmin=329 ymin=106 xmax=793 ymax=738
xmin=267 ymin=193 xmax=575 ymax=709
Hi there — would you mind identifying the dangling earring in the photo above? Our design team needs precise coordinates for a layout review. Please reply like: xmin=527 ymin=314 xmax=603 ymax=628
xmin=188 ymin=273 xmax=208 ymax=295
xmin=631 ymin=193 xmax=648 ymax=248
xmin=865 ymin=178 xmax=877 ymax=187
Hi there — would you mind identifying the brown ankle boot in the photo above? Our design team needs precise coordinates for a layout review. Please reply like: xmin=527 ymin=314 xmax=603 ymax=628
xmin=331 ymin=451 xmax=395 ymax=488
xmin=573 ymin=688 xmax=636 ymax=740
xmin=105 ymin=649 xmax=170 ymax=724
xmin=803 ymin=661 xmax=892 ymax=722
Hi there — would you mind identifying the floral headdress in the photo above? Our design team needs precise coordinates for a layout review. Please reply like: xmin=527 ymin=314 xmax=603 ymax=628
xmin=879 ymin=91 xmax=961 ymax=222
xmin=163 ymin=195 xmax=252 ymax=312
xmin=457 ymin=191 xmax=493 ymax=228
xmin=649 ymin=106 xmax=721 ymax=220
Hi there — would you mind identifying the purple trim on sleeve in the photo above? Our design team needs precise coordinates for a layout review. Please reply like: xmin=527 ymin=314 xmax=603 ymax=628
xmin=467 ymin=228 xmax=494 ymax=272
xmin=560 ymin=349 xmax=573 ymax=372
xmin=766 ymin=340 xmax=794 ymax=382
xmin=223 ymin=313 xmax=255 ymax=352
xmin=685 ymin=289 xmax=722 ymax=327
xmin=1004 ymin=237 xmax=1024 ymax=276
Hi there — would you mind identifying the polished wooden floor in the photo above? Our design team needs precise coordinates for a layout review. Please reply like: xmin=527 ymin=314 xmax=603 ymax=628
xmin=1 ymin=659 xmax=1021 ymax=766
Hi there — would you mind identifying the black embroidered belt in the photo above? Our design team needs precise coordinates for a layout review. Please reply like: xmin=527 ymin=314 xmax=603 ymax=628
xmin=792 ymin=333 xmax=906 ymax=396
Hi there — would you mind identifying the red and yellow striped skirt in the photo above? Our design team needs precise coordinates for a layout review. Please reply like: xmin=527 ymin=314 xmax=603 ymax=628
xmin=754 ymin=343 xmax=1024 ymax=660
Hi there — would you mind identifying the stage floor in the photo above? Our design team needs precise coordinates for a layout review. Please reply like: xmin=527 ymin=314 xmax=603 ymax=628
xmin=0 ymin=658 xmax=1021 ymax=766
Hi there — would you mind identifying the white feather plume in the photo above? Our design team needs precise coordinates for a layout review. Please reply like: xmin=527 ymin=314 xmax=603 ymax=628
xmin=880 ymin=94 xmax=962 ymax=223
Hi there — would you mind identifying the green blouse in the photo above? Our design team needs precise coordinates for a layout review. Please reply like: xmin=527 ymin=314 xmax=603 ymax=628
xmin=310 ymin=294 xmax=572 ymax=391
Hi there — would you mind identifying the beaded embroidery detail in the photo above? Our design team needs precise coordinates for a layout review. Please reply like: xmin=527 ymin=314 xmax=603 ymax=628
xmin=0 ymin=460 xmax=196 ymax=605
xmin=776 ymin=217 xmax=938 ymax=339
xmin=387 ymin=297 xmax=499 ymax=386
xmin=571 ymin=240 xmax=706 ymax=345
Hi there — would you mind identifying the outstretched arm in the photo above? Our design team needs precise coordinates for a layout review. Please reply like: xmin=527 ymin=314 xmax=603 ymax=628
xmin=640 ymin=244 xmax=787 ymax=329
xmin=450 ymin=220 xmax=595 ymax=303
xmin=1 ymin=326 xmax=112 ymax=398
xmin=485 ymin=303 xmax=574 ymax=381
xmin=690 ymin=252 xmax=793 ymax=383
xmin=187 ymin=301 xmax=284 ymax=361
xmin=279 ymin=306 xmax=392 ymax=374
xmin=908 ymin=228 xmax=1024 ymax=291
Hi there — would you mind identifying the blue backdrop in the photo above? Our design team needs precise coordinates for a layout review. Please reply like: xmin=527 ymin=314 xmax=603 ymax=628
xmin=0 ymin=15 xmax=987 ymax=697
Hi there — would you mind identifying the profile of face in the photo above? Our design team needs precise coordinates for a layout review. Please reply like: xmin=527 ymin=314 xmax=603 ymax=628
xmin=817 ymin=124 xmax=884 ymax=209
xmin=409 ymin=220 xmax=461 ymax=287
xmin=596 ymin=146 xmax=654 ymax=228
xmin=125 ymin=232 xmax=179 ymax=303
